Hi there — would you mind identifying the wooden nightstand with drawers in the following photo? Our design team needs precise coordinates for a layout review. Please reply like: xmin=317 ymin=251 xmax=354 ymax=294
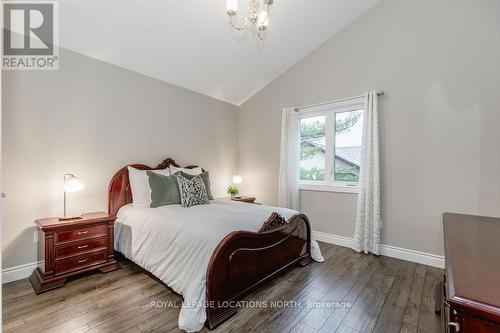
xmin=29 ymin=212 xmax=120 ymax=294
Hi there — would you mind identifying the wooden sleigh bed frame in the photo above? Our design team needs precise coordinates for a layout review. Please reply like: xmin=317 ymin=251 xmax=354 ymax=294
xmin=108 ymin=157 xmax=313 ymax=329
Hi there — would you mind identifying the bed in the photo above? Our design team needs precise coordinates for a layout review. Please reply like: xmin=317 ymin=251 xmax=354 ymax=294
xmin=108 ymin=158 xmax=321 ymax=332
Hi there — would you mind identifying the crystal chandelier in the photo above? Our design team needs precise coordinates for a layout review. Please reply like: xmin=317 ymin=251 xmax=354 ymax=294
xmin=226 ymin=0 xmax=273 ymax=40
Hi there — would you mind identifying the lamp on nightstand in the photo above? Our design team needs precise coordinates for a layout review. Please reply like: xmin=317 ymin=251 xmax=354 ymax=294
xmin=58 ymin=174 xmax=84 ymax=221
xmin=228 ymin=174 xmax=243 ymax=199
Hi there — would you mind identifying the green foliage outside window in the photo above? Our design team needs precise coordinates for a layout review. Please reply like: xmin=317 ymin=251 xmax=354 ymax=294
xmin=300 ymin=167 xmax=325 ymax=181
xmin=335 ymin=111 xmax=362 ymax=134
xmin=300 ymin=120 xmax=325 ymax=160
xmin=334 ymin=165 xmax=359 ymax=182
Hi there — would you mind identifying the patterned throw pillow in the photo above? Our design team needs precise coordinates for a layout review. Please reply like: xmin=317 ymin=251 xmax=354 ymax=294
xmin=175 ymin=173 xmax=209 ymax=207
xmin=179 ymin=171 xmax=214 ymax=200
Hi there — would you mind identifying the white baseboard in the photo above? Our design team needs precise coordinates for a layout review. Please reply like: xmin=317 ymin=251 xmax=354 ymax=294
xmin=313 ymin=232 xmax=354 ymax=249
xmin=2 ymin=261 xmax=43 ymax=284
xmin=312 ymin=231 xmax=445 ymax=268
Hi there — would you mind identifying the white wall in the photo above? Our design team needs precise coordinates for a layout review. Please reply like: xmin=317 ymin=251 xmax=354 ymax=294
xmin=238 ymin=0 xmax=500 ymax=256
xmin=2 ymin=48 xmax=239 ymax=269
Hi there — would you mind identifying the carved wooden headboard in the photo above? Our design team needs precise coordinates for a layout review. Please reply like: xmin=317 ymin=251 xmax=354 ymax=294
xmin=108 ymin=158 xmax=200 ymax=216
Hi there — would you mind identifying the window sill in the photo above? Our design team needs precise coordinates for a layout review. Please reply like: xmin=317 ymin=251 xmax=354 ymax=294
xmin=299 ymin=184 xmax=359 ymax=194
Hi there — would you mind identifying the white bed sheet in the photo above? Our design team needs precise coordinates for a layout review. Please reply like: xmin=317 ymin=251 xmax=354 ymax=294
xmin=115 ymin=199 xmax=322 ymax=332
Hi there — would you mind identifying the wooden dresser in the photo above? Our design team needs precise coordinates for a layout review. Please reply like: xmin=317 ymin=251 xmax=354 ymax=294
xmin=29 ymin=212 xmax=120 ymax=294
xmin=441 ymin=213 xmax=500 ymax=332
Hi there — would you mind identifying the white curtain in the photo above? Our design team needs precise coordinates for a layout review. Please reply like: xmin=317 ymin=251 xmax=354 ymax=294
xmin=278 ymin=107 xmax=300 ymax=210
xmin=279 ymin=107 xmax=325 ymax=263
xmin=353 ymin=91 xmax=381 ymax=255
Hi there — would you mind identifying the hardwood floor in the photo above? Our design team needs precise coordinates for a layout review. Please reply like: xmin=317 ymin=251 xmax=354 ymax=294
xmin=2 ymin=242 xmax=443 ymax=333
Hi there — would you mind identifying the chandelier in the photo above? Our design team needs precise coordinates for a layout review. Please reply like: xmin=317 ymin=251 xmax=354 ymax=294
xmin=226 ymin=0 xmax=273 ymax=40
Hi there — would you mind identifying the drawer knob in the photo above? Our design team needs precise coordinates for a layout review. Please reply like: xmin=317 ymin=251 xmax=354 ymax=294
xmin=77 ymin=230 xmax=88 ymax=235
xmin=448 ymin=322 xmax=460 ymax=332
xmin=77 ymin=244 xmax=88 ymax=249
xmin=78 ymin=258 xmax=88 ymax=263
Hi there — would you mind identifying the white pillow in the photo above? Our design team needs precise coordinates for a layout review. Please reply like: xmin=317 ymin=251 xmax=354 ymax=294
xmin=127 ymin=166 xmax=170 ymax=207
xmin=169 ymin=166 xmax=203 ymax=176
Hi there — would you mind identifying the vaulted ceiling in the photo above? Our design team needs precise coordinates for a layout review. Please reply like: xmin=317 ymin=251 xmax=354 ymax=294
xmin=59 ymin=0 xmax=380 ymax=105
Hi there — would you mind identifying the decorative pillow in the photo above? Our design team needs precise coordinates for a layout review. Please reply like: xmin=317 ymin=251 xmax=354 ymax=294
xmin=176 ymin=173 xmax=209 ymax=207
xmin=127 ymin=166 xmax=170 ymax=207
xmin=258 ymin=212 xmax=288 ymax=233
xmin=179 ymin=171 xmax=214 ymax=200
xmin=169 ymin=166 xmax=203 ymax=176
xmin=147 ymin=171 xmax=181 ymax=207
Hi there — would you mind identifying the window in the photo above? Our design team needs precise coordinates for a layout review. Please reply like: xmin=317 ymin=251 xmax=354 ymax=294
xmin=300 ymin=115 xmax=326 ymax=181
xmin=299 ymin=98 xmax=364 ymax=192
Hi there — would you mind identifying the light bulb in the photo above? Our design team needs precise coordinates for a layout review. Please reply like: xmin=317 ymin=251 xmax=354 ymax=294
xmin=226 ymin=0 xmax=238 ymax=16
xmin=257 ymin=10 xmax=269 ymax=31
xmin=232 ymin=175 xmax=243 ymax=184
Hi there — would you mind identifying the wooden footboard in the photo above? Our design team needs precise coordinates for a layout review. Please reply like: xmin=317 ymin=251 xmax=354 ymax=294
xmin=205 ymin=213 xmax=312 ymax=329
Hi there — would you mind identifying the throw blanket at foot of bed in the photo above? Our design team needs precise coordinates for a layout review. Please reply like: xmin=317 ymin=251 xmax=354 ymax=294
xmin=205 ymin=212 xmax=323 ymax=330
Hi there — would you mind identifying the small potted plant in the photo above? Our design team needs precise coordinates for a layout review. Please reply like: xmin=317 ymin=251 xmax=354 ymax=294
xmin=227 ymin=185 xmax=239 ymax=199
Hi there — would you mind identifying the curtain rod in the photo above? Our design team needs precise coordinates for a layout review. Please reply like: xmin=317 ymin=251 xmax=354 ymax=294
xmin=295 ymin=91 xmax=385 ymax=111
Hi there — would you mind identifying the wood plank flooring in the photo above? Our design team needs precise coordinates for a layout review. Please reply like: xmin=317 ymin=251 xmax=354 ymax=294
xmin=2 ymin=242 xmax=443 ymax=333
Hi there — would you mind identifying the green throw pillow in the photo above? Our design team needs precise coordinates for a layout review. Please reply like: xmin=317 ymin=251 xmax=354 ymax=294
xmin=147 ymin=171 xmax=181 ymax=207
xmin=179 ymin=171 xmax=214 ymax=200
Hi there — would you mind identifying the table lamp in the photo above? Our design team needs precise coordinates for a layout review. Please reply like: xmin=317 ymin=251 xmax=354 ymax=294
xmin=59 ymin=174 xmax=84 ymax=221
xmin=231 ymin=175 xmax=243 ymax=198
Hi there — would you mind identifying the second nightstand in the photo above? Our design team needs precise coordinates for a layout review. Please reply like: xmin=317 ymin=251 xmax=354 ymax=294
xmin=29 ymin=212 xmax=120 ymax=294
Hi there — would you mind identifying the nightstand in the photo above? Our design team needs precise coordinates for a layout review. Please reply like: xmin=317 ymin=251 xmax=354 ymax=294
xmin=231 ymin=196 xmax=256 ymax=204
xmin=29 ymin=212 xmax=120 ymax=294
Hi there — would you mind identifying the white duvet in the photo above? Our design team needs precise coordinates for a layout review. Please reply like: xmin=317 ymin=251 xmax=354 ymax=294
xmin=115 ymin=199 xmax=323 ymax=332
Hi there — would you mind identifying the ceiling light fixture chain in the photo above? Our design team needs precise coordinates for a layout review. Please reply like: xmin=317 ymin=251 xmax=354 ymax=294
xmin=226 ymin=0 xmax=273 ymax=40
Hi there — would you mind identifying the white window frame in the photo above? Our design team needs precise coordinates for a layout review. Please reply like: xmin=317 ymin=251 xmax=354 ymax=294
xmin=298 ymin=97 xmax=364 ymax=193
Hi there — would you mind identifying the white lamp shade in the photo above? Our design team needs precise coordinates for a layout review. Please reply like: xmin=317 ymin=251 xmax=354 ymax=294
xmin=232 ymin=175 xmax=243 ymax=184
xmin=226 ymin=0 xmax=238 ymax=15
xmin=64 ymin=175 xmax=84 ymax=193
